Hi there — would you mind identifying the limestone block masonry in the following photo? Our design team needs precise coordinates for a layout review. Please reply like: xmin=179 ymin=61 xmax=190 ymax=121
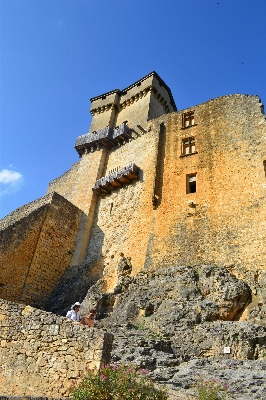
xmin=0 ymin=192 xmax=83 ymax=308
xmin=0 ymin=299 xmax=113 ymax=398
xmin=145 ymin=94 xmax=266 ymax=273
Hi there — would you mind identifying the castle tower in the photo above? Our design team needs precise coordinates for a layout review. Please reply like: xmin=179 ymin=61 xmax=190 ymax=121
xmin=89 ymin=72 xmax=176 ymax=132
xmin=74 ymin=72 xmax=176 ymax=157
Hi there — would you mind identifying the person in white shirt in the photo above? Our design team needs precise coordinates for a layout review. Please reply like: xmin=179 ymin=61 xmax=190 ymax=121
xmin=66 ymin=302 xmax=81 ymax=321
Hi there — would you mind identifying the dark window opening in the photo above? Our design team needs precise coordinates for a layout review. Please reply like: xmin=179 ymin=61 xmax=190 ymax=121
xmin=189 ymin=181 xmax=196 ymax=193
xmin=264 ymin=161 xmax=266 ymax=178
xmin=187 ymin=174 xmax=197 ymax=193
xmin=182 ymin=111 xmax=195 ymax=128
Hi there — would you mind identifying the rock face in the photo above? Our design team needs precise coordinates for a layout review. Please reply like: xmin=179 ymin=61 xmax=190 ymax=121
xmin=82 ymin=265 xmax=250 ymax=333
xmin=228 ymin=265 xmax=266 ymax=327
xmin=107 ymin=326 xmax=266 ymax=399
xmin=2 ymin=252 xmax=266 ymax=399
xmin=166 ymin=359 xmax=266 ymax=400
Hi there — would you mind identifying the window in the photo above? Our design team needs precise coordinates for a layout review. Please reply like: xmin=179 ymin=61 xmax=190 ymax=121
xmin=187 ymin=174 xmax=197 ymax=193
xmin=182 ymin=137 xmax=196 ymax=155
xmin=182 ymin=111 xmax=195 ymax=128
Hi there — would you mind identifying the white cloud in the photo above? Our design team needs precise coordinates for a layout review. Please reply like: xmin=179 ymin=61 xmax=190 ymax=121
xmin=0 ymin=169 xmax=22 ymax=184
xmin=0 ymin=168 xmax=24 ymax=197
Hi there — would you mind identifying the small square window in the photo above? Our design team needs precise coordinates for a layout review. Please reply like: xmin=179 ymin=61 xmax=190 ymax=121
xmin=186 ymin=174 xmax=197 ymax=194
xmin=182 ymin=137 xmax=196 ymax=155
xmin=182 ymin=111 xmax=195 ymax=128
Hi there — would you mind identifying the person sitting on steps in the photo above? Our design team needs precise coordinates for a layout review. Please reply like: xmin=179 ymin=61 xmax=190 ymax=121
xmin=81 ymin=309 xmax=96 ymax=327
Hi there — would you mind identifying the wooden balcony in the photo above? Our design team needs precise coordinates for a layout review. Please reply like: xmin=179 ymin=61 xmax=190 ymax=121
xmin=93 ymin=163 xmax=139 ymax=195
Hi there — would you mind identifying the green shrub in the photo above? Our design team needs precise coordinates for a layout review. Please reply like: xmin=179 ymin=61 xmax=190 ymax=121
xmin=194 ymin=374 xmax=229 ymax=400
xmin=71 ymin=363 xmax=168 ymax=400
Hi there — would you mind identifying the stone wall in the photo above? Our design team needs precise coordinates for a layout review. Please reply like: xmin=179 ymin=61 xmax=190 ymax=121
xmin=0 ymin=192 xmax=83 ymax=307
xmin=0 ymin=193 xmax=54 ymax=231
xmin=47 ymin=162 xmax=80 ymax=202
xmin=145 ymin=95 xmax=266 ymax=273
xmin=46 ymin=148 xmax=107 ymax=265
xmin=0 ymin=299 xmax=113 ymax=398
xmin=84 ymin=127 xmax=159 ymax=291
xmin=89 ymin=92 xmax=119 ymax=132
xmin=115 ymin=89 xmax=152 ymax=130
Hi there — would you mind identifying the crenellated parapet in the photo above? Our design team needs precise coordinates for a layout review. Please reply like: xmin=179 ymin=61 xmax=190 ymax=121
xmin=90 ymin=102 xmax=117 ymax=116
xmin=118 ymin=86 xmax=151 ymax=111
xmin=93 ymin=163 xmax=139 ymax=195
xmin=88 ymin=71 xmax=177 ymax=132
xmin=74 ymin=123 xmax=132 ymax=156
xmin=117 ymin=85 xmax=171 ymax=115
xmin=89 ymin=83 xmax=171 ymax=117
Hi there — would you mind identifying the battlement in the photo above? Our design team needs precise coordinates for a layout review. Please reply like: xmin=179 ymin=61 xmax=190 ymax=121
xmin=87 ymin=71 xmax=177 ymax=133
xmin=179 ymin=93 xmax=265 ymax=115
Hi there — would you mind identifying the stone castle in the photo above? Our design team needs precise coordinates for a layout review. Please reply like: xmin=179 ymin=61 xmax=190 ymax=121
xmin=1 ymin=72 xmax=266 ymax=398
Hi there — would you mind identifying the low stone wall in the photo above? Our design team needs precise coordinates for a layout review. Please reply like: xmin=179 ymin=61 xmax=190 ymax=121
xmin=0 ymin=299 xmax=113 ymax=398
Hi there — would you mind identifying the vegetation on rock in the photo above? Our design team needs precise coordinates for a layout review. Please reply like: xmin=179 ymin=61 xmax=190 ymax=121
xmin=193 ymin=374 xmax=229 ymax=400
xmin=71 ymin=363 xmax=168 ymax=400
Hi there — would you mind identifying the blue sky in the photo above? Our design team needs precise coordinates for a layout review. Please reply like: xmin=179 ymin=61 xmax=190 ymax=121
xmin=0 ymin=0 xmax=266 ymax=219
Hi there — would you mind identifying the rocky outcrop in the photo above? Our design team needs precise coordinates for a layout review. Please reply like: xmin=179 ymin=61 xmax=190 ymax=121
xmin=82 ymin=265 xmax=250 ymax=333
xmin=166 ymin=359 xmax=266 ymax=400
xmin=228 ymin=265 xmax=266 ymax=327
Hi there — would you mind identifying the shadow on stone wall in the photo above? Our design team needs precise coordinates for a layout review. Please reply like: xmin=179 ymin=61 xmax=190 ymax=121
xmin=46 ymin=224 xmax=105 ymax=317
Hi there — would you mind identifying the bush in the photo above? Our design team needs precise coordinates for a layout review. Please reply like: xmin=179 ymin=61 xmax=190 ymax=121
xmin=71 ymin=363 xmax=168 ymax=400
xmin=194 ymin=374 xmax=229 ymax=400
